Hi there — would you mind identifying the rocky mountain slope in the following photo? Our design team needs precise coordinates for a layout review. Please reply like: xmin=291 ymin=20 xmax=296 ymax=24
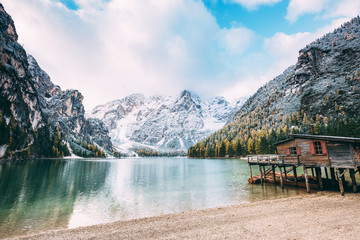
xmin=0 ymin=4 xmax=112 ymax=160
xmin=189 ymin=16 xmax=360 ymax=157
xmin=88 ymin=90 xmax=247 ymax=155
xmin=28 ymin=55 xmax=113 ymax=152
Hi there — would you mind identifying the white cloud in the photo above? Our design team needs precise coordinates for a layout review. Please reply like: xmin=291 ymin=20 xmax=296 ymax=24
xmin=221 ymin=27 xmax=254 ymax=55
xmin=2 ymin=0 xmax=254 ymax=110
xmin=286 ymin=0 xmax=329 ymax=23
xmin=325 ymin=0 xmax=360 ymax=19
xmin=229 ymin=0 xmax=282 ymax=10
xmin=286 ymin=0 xmax=360 ymax=23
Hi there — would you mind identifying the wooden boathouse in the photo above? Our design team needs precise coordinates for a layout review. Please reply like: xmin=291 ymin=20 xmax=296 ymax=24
xmin=248 ymin=134 xmax=360 ymax=195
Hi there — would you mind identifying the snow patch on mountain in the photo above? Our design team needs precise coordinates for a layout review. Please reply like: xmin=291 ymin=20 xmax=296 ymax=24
xmin=88 ymin=90 xmax=247 ymax=154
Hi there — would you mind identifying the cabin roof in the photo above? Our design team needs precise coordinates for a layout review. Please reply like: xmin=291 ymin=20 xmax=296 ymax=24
xmin=274 ymin=134 xmax=360 ymax=145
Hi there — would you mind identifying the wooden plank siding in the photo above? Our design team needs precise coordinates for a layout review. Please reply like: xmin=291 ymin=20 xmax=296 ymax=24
xmin=352 ymin=143 xmax=360 ymax=166
xmin=327 ymin=142 xmax=355 ymax=168
xmin=296 ymin=139 xmax=330 ymax=166
xmin=276 ymin=139 xmax=330 ymax=166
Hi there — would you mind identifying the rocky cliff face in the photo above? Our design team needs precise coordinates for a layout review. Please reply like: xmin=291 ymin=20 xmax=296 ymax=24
xmin=234 ymin=16 xmax=360 ymax=123
xmin=88 ymin=90 xmax=247 ymax=154
xmin=27 ymin=54 xmax=113 ymax=153
xmin=0 ymin=5 xmax=44 ymax=131
xmin=0 ymin=4 xmax=112 ymax=159
xmin=0 ymin=4 xmax=45 ymax=158
xmin=28 ymin=55 xmax=84 ymax=134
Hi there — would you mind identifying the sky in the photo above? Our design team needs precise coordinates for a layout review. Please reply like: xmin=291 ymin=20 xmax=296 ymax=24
xmin=2 ymin=0 xmax=360 ymax=110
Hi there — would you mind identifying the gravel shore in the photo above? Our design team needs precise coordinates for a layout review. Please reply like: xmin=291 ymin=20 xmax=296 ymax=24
xmin=9 ymin=192 xmax=360 ymax=240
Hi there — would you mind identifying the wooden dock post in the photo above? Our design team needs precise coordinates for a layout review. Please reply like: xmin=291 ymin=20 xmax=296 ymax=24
xmin=304 ymin=166 xmax=310 ymax=193
xmin=263 ymin=166 xmax=267 ymax=183
xmin=336 ymin=168 xmax=345 ymax=196
xmin=311 ymin=168 xmax=315 ymax=177
xmin=284 ymin=166 xmax=287 ymax=181
xmin=279 ymin=166 xmax=284 ymax=189
xmin=293 ymin=166 xmax=298 ymax=187
xmin=272 ymin=166 xmax=276 ymax=184
xmin=249 ymin=165 xmax=253 ymax=184
xmin=259 ymin=165 xmax=264 ymax=185
xmin=324 ymin=167 xmax=329 ymax=180
xmin=330 ymin=168 xmax=337 ymax=189
xmin=316 ymin=167 xmax=323 ymax=190
xmin=350 ymin=169 xmax=357 ymax=193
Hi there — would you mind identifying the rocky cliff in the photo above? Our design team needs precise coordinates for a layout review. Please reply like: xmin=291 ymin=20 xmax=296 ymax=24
xmin=0 ymin=4 xmax=112 ymax=159
xmin=0 ymin=3 xmax=45 ymax=158
xmin=27 ymin=54 xmax=112 ymax=152
xmin=235 ymin=16 xmax=360 ymax=122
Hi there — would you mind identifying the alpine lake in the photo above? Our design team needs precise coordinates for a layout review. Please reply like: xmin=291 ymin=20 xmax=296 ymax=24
xmin=0 ymin=157 xmax=310 ymax=239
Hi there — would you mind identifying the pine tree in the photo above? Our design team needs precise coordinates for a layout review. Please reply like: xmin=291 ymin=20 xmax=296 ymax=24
xmin=247 ymin=137 xmax=254 ymax=155
xmin=255 ymin=138 xmax=261 ymax=154
xmin=235 ymin=139 xmax=242 ymax=156
xmin=314 ymin=122 xmax=321 ymax=135
xmin=218 ymin=141 xmax=226 ymax=157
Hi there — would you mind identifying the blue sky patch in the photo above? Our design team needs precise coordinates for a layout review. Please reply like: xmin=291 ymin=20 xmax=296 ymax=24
xmin=202 ymin=0 xmax=329 ymax=37
xmin=58 ymin=0 xmax=79 ymax=10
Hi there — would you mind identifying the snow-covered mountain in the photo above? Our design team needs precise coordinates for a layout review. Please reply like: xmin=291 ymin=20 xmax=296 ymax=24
xmin=88 ymin=90 xmax=247 ymax=155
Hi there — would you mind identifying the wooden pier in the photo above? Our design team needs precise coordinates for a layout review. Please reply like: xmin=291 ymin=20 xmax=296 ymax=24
xmin=248 ymin=134 xmax=360 ymax=195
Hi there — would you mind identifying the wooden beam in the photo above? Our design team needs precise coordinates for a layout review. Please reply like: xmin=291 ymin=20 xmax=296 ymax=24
xmin=311 ymin=168 xmax=315 ymax=177
xmin=304 ymin=166 xmax=310 ymax=193
xmin=285 ymin=166 xmax=294 ymax=174
xmin=324 ymin=167 xmax=329 ymax=179
xmin=272 ymin=165 xmax=276 ymax=184
xmin=316 ymin=167 xmax=323 ymax=191
xmin=330 ymin=168 xmax=337 ymax=189
xmin=263 ymin=166 xmax=267 ymax=183
xmin=279 ymin=166 xmax=284 ymax=189
xmin=259 ymin=165 xmax=264 ymax=185
xmin=350 ymin=169 xmax=357 ymax=193
xmin=293 ymin=166 xmax=298 ymax=187
xmin=264 ymin=166 xmax=273 ymax=175
xmin=337 ymin=168 xmax=349 ymax=178
xmin=284 ymin=166 xmax=287 ymax=181
xmin=249 ymin=165 xmax=253 ymax=184
xmin=336 ymin=168 xmax=345 ymax=196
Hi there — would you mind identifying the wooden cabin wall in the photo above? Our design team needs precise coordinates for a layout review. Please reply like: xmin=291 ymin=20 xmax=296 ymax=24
xmin=327 ymin=142 xmax=355 ymax=167
xmin=277 ymin=139 xmax=330 ymax=166
xmin=295 ymin=139 xmax=330 ymax=166
xmin=353 ymin=143 xmax=360 ymax=165
xmin=276 ymin=140 xmax=295 ymax=155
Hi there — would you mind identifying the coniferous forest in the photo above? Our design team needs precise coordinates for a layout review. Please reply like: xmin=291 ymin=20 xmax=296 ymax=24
xmin=188 ymin=114 xmax=360 ymax=158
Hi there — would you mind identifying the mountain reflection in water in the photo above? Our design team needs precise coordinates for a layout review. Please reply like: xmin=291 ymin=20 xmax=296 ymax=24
xmin=0 ymin=158 xmax=308 ymax=238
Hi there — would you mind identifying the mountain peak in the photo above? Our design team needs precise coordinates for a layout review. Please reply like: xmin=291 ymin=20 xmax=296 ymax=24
xmin=0 ymin=4 xmax=18 ymax=42
xmin=88 ymin=91 xmax=248 ymax=155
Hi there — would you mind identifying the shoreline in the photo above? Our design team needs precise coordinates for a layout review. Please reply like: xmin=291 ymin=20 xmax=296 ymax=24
xmin=8 ymin=191 xmax=360 ymax=240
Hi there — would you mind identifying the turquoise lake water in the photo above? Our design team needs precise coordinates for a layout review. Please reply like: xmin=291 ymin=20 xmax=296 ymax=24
xmin=0 ymin=157 xmax=308 ymax=238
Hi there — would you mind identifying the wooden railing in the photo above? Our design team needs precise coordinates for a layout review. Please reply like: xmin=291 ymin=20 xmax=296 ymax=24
xmin=247 ymin=154 xmax=300 ymax=165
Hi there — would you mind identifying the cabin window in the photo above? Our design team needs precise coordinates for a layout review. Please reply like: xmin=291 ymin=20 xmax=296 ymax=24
xmin=313 ymin=141 xmax=323 ymax=155
xmin=290 ymin=147 xmax=297 ymax=155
